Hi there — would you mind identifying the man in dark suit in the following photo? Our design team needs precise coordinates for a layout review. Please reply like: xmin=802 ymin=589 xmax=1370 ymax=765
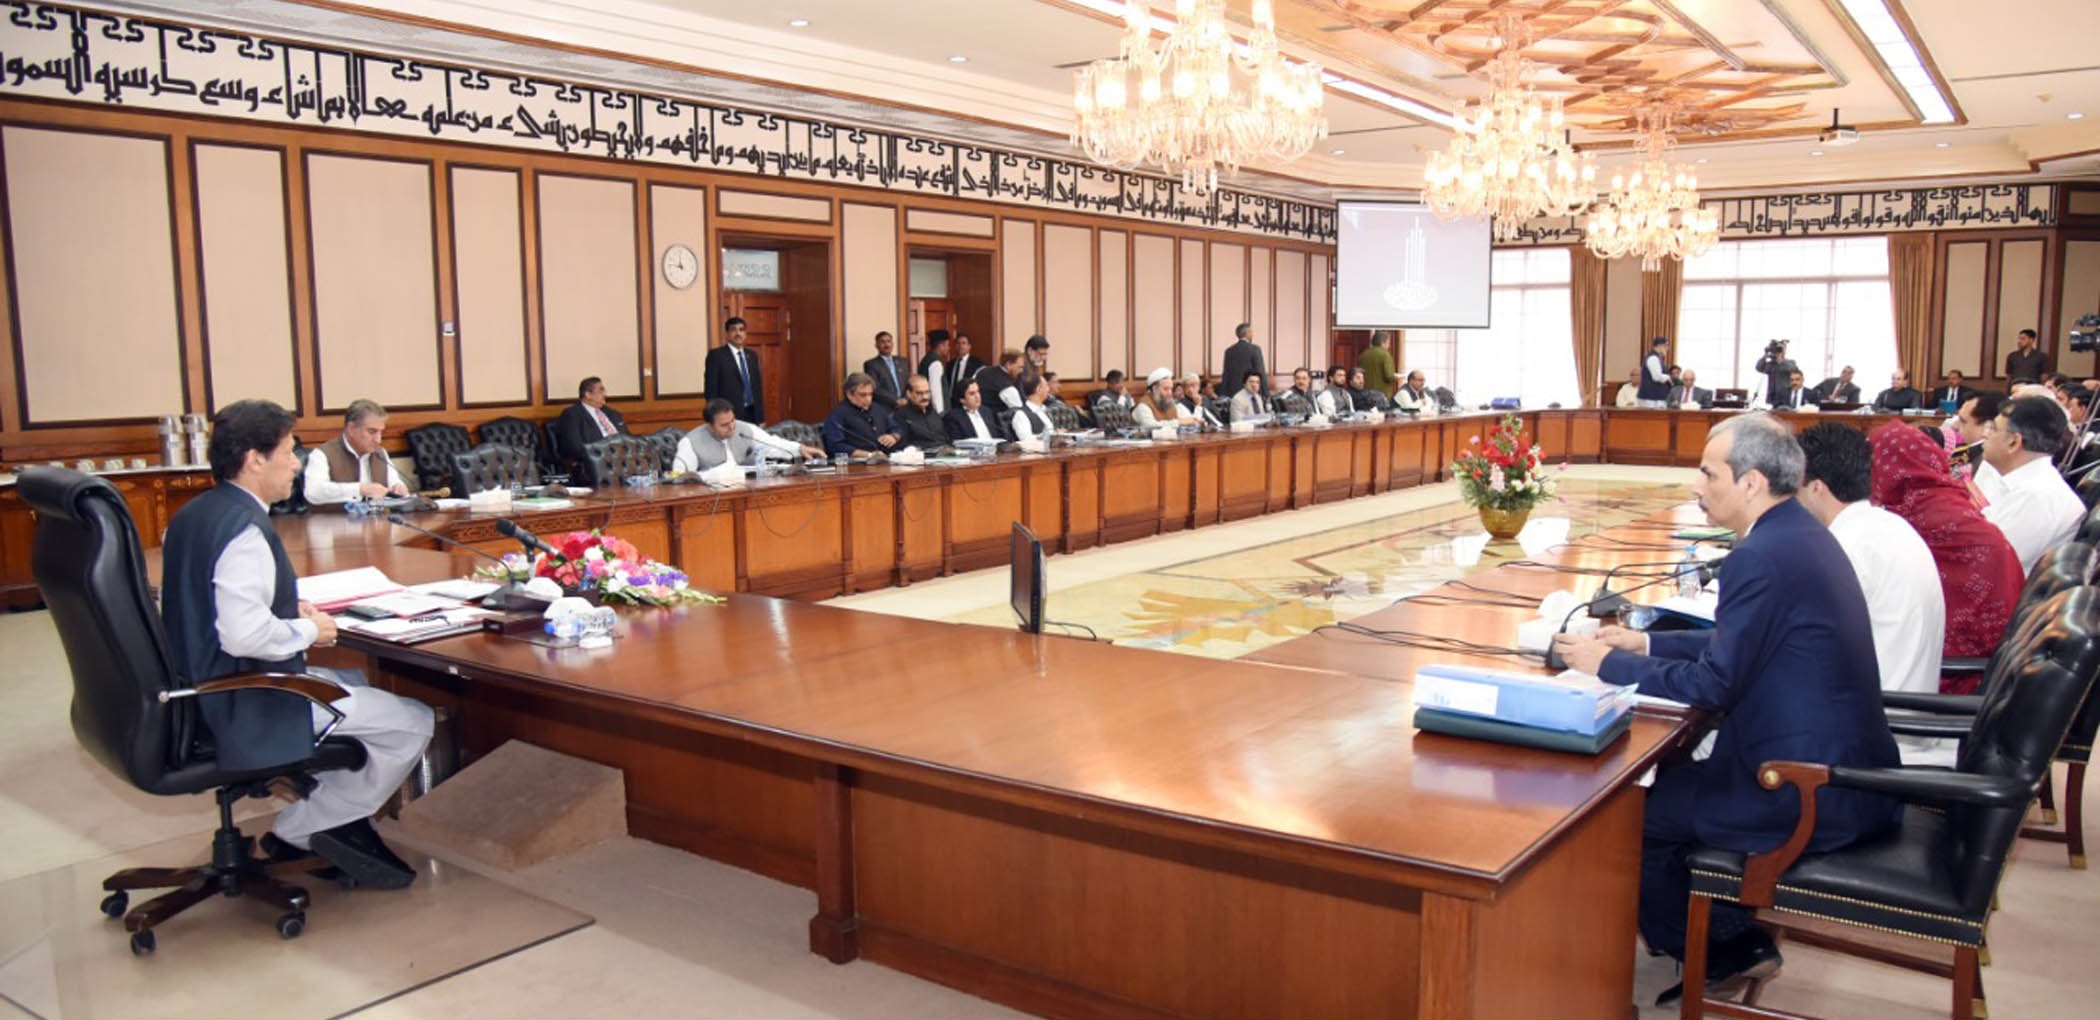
xmin=1220 ymin=322 xmax=1266 ymax=401
xmin=975 ymin=348 xmax=1026 ymax=415
xmin=1773 ymin=370 xmax=1813 ymax=410
xmin=1554 ymin=413 xmax=1901 ymax=1005
xmin=1933 ymin=369 xmax=1977 ymax=411
xmin=1667 ymin=368 xmax=1714 ymax=410
xmin=1871 ymin=370 xmax=1924 ymax=411
xmin=1813 ymin=365 xmax=1862 ymax=404
xmin=947 ymin=333 xmax=982 ymax=409
xmin=703 ymin=316 xmax=765 ymax=424
xmin=553 ymin=376 xmax=629 ymax=474
xmin=892 ymin=374 xmax=949 ymax=449
xmin=943 ymin=378 xmax=1002 ymax=442
xmin=917 ymin=329 xmax=953 ymax=415
xmin=863 ymin=330 xmax=912 ymax=411
xmin=821 ymin=372 xmax=901 ymax=461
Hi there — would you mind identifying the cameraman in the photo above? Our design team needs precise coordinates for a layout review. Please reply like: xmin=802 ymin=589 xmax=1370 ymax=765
xmin=1754 ymin=340 xmax=1799 ymax=407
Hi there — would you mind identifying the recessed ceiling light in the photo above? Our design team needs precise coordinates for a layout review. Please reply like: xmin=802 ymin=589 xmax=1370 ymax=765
xmin=1694 ymin=157 xmax=1707 ymax=164
xmin=1935 ymin=141 xmax=1951 ymax=148
xmin=2072 ymin=112 xmax=2088 ymax=120
xmin=949 ymin=54 xmax=968 ymax=63
xmin=788 ymin=18 xmax=809 ymax=27
xmin=1329 ymin=148 xmax=1346 ymax=156
xmin=1810 ymin=150 xmax=1825 ymax=157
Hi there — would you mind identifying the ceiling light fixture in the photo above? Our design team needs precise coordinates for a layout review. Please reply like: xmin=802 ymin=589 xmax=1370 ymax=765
xmin=1422 ymin=12 xmax=1595 ymax=240
xmin=1071 ymin=0 xmax=1327 ymax=195
xmin=949 ymin=55 xmax=968 ymax=63
xmin=1935 ymin=141 xmax=1950 ymax=148
xmin=2072 ymin=112 xmax=2087 ymax=120
xmin=1830 ymin=0 xmax=1956 ymax=124
xmin=1811 ymin=150 xmax=1825 ymax=156
xmin=787 ymin=18 xmax=809 ymax=28
xmin=1582 ymin=100 xmax=1717 ymax=272
xmin=1329 ymin=148 xmax=1346 ymax=155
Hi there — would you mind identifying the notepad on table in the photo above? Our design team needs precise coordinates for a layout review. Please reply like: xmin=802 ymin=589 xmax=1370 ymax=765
xmin=1670 ymin=525 xmax=1735 ymax=542
xmin=296 ymin=567 xmax=404 ymax=612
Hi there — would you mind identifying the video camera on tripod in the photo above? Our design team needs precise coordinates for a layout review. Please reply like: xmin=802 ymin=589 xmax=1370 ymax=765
xmin=2070 ymin=314 xmax=2100 ymax=354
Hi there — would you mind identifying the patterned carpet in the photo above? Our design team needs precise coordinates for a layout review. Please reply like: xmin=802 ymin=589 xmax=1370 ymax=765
xmin=943 ymin=478 xmax=1696 ymax=659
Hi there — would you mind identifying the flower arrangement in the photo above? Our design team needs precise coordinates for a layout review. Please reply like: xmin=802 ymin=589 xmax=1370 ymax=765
xmin=1451 ymin=414 xmax=1559 ymax=512
xmin=478 ymin=529 xmax=723 ymax=607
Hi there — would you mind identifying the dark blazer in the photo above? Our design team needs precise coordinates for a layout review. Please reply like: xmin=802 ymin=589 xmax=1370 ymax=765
xmin=948 ymin=353 xmax=983 ymax=406
xmin=553 ymin=401 xmax=628 ymax=472
xmin=704 ymin=344 xmax=765 ymax=423
xmin=1220 ymin=338 xmax=1267 ymax=395
xmin=1598 ymin=499 xmax=1901 ymax=853
xmin=1932 ymin=384 xmax=1977 ymax=410
xmin=974 ymin=363 xmax=1018 ymax=414
xmin=864 ymin=353 xmax=912 ymax=408
xmin=892 ymin=404 xmax=949 ymax=449
xmin=944 ymin=405 xmax=1002 ymax=442
xmin=1667 ymin=385 xmax=1714 ymax=410
xmin=1872 ymin=386 xmax=1924 ymax=412
xmin=820 ymin=400 xmax=899 ymax=456
xmin=1815 ymin=378 xmax=1862 ymax=404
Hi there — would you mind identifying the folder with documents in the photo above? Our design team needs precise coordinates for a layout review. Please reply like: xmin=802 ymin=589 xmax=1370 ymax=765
xmin=1412 ymin=664 xmax=1637 ymax=737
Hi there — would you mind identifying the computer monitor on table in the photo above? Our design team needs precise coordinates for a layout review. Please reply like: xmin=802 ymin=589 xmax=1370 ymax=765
xmin=1010 ymin=523 xmax=1045 ymax=634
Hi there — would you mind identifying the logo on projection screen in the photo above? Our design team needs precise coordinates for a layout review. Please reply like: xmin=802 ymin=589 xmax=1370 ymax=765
xmin=1380 ymin=219 xmax=1438 ymax=311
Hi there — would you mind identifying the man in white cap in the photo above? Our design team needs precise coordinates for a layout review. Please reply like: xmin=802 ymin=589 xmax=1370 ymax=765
xmin=1133 ymin=367 xmax=1191 ymax=428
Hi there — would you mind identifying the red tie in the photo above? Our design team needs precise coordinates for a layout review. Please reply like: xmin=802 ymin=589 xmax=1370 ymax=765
xmin=590 ymin=405 xmax=615 ymax=436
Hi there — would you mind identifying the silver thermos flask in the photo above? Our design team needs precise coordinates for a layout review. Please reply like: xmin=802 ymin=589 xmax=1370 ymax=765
xmin=182 ymin=412 xmax=209 ymax=466
xmin=157 ymin=413 xmax=184 ymax=466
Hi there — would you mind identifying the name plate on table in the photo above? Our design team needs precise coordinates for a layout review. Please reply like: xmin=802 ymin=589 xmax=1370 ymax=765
xmin=1413 ymin=664 xmax=1636 ymax=737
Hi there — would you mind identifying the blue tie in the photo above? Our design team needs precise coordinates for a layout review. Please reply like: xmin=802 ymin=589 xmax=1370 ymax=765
xmin=888 ymin=358 xmax=900 ymax=397
xmin=736 ymin=349 xmax=751 ymax=404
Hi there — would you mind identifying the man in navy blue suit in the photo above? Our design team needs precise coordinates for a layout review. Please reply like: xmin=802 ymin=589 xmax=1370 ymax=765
xmin=1554 ymin=412 xmax=1901 ymax=1005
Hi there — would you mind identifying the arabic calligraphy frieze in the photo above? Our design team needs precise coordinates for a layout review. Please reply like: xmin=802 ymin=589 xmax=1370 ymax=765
xmin=1497 ymin=185 xmax=2059 ymax=246
xmin=0 ymin=2 xmax=1334 ymax=242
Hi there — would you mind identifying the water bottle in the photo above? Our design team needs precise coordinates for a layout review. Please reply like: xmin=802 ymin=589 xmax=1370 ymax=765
xmin=344 ymin=497 xmax=368 ymax=518
xmin=1675 ymin=543 xmax=1703 ymax=598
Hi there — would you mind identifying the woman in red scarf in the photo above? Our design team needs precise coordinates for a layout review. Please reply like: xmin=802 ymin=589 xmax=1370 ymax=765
xmin=1869 ymin=423 xmax=2024 ymax=693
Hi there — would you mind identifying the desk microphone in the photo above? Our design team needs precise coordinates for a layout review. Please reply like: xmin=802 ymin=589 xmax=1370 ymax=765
xmin=386 ymin=513 xmax=548 ymax=613
xmin=1583 ymin=558 xmax=1705 ymax=620
xmin=495 ymin=518 xmax=566 ymax=562
xmin=1543 ymin=557 xmax=1725 ymax=671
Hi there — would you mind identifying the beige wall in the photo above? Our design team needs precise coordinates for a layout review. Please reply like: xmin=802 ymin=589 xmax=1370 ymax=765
xmin=1132 ymin=235 xmax=1175 ymax=379
xmin=1309 ymin=254 xmax=1331 ymax=370
xmin=1993 ymin=239 xmax=2045 ymax=371
xmin=1210 ymin=243 xmax=1247 ymax=373
xmin=306 ymin=153 xmax=441 ymax=411
xmin=194 ymin=144 xmax=297 ymax=412
xmin=1097 ymin=230 xmax=1128 ymax=379
xmin=2061 ymin=240 xmax=2100 ymax=378
xmin=537 ymin=174 xmax=640 ymax=400
xmin=1000 ymin=219 xmax=1038 ymax=351
xmin=842 ymin=203 xmax=901 ymax=362
xmin=451 ymin=167 xmax=529 ymax=405
xmin=1042 ymin=224 xmax=1093 ymax=376
xmin=1940 ymin=241 xmax=1990 ymax=377
xmin=1178 ymin=239 xmax=1206 ymax=373
xmin=1274 ymin=249 xmax=1307 ymax=378
xmin=1248 ymin=248 xmax=1272 ymax=369
xmin=2 ymin=127 xmax=185 ymax=424
xmin=1601 ymin=256 xmax=1644 ymax=382
xmin=719 ymin=190 xmax=830 ymax=222
xmin=650 ymin=184 xmax=711 ymax=397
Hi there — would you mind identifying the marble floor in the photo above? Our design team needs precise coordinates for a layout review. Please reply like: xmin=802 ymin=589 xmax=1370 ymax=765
xmin=4 ymin=464 xmax=2097 ymax=1018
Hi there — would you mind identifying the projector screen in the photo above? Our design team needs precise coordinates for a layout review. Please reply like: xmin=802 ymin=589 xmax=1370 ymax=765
xmin=1333 ymin=202 xmax=1493 ymax=330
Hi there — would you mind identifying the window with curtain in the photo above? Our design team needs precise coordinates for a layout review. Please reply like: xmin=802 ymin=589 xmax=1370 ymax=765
xmin=1675 ymin=237 xmax=1897 ymax=394
xmin=1399 ymin=248 xmax=1579 ymax=408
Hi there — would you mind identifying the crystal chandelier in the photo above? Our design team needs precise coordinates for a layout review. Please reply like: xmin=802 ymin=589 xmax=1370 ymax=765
xmin=1422 ymin=14 xmax=1595 ymax=241
xmin=1583 ymin=101 xmax=1720 ymax=271
xmin=1071 ymin=0 xmax=1327 ymax=195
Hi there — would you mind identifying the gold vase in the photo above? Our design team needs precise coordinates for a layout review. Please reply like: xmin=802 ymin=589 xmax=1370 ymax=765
xmin=1477 ymin=505 xmax=1531 ymax=540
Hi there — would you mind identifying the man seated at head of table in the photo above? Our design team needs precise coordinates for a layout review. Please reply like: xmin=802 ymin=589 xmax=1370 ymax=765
xmin=1765 ymin=369 xmax=1815 ymax=410
xmin=1974 ymin=394 xmax=2084 ymax=573
xmin=1796 ymin=423 xmax=1951 ymax=763
xmin=302 ymin=398 xmax=408 ymax=505
xmin=673 ymin=398 xmax=821 ymax=474
xmin=1871 ymin=370 xmax=1924 ymax=412
xmin=943 ymin=378 xmax=1001 ymax=443
xmin=822 ymin=372 xmax=903 ymax=463
xmin=891 ymin=374 xmax=952 ymax=449
xmin=1552 ymin=413 xmax=1901 ymax=1005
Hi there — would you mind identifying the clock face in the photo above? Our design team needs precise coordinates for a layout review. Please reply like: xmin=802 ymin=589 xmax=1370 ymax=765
xmin=660 ymin=243 xmax=700 ymax=290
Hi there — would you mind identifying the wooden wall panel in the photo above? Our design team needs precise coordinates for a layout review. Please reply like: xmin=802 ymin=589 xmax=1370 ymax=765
xmin=1132 ymin=234 xmax=1175 ymax=376
xmin=1309 ymin=254 xmax=1331 ymax=372
xmin=1179 ymin=238 xmax=1205 ymax=374
xmin=842 ymin=203 xmax=901 ymax=360
xmin=1042 ymin=224 xmax=1093 ymax=376
xmin=537 ymin=173 xmax=640 ymax=400
xmin=649 ymin=183 xmax=710 ymax=398
xmin=1602 ymin=257 xmax=1644 ymax=383
xmin=718 ymin=190 xmax=830 ymax=222
xmin=1274 ymin=250 xmax=1307 ymax=383
xmin=306 ymin=152 xmax=440 ymax=411
xmin=2 ymin=126 xmax=184 ymax=423
xmin=1000 ymin=219 xmax=1037 ymax=351
xmin=1097 ymin=230 xmax=1128 ymax=379
xmin=450 ymin=166 xmax=529 ymax=406
xmin=1939 ymin=241 xmax=1989 ymax=376
xmin=1209 ymin=243 xmax=1247 ymax=372
xmin=1248 ymin=247 xmax=1272 ymax=366
xmin=1992 ymin=238 xmax=2044 ymax=370
xmin=2060 ymin=240 xmax=2100 ymax=378
xmin=906 ymin=209 xmax=994 ymax=237
xmin=193 ymin=143 xmax=296 ymax=412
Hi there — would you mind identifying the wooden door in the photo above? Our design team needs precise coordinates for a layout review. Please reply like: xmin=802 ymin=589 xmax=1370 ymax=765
xmin=907 ymin=298 xmax=957 ymax=366
xmin=723 ymin=292 xmax=791 ymax=423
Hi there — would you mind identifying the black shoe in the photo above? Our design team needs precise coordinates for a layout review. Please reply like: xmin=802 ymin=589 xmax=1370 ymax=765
xmin=309 ymin=818 xmax=416 ymax=891
xmin=259 ymin=832 xmax=313 ymax=863
xmin=1655 ymin=929 xmax=1782 ymax=1006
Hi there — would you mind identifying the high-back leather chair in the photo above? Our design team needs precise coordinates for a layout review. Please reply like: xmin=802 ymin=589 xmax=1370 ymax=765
xmin=2078 ymin=497 xmax=2100 ymax=543
xmin=450 ymin=443 xmax=540 ymax=496
xmin=478 ymin=416 xmax=538 ymax=457
xmin=268 ymin=445 xmax=311 ymax=516
xmin=641 ymin=427 xmax=687 ymax=472
xmin=21 ymin=467 xmax=367 ymax=955
xmin=579 ymin=435 xmax=658 ymax=487
xmin=403 ymin=423 xmax=473 ymax=492
xmin=771 ymin=420 xmax=820 ymax=449
xmin=1044 ymin=400 xmax=1084 ymax=432
xmin=1685 ymin=586 xmax=2100 ymax=1020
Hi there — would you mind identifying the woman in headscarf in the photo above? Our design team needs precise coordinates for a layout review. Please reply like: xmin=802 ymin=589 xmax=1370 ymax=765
xmin=1869 ymin=422 xmax=2025 ymax=694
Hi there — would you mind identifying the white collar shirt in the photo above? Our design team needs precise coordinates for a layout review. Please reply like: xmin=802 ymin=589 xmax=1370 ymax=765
xmin=1827 ymin=501 xmax=1949 ymax=761
xmin=1978 ymin=456 xmax=2084 ymax=573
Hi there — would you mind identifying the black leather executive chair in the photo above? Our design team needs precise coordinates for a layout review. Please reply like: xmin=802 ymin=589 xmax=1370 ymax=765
xmin=449 ymin=443 xmax=540 ymax=496
xmin=22 ymin=467 xmax=369 ymax=955
xmin=403 ymin=422 xmax=473 ymax=492
xmin=579 ymin=435 xmax=659 ymax=488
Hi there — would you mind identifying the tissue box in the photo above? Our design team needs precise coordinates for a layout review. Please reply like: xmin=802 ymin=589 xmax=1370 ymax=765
xmin=467 ymin=487 xmax=512 ymax=512
xmin=1414 ymin=664 xmax=1636 ymax=736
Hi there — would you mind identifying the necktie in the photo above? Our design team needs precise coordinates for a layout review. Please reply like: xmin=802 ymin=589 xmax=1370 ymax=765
xmin=887 ymin=358 xmax=900 ymax=397
xmin=590 ymin=405 xmax=615 ymax=436
xmin=735 ymin=348 xmax=751 ymax=404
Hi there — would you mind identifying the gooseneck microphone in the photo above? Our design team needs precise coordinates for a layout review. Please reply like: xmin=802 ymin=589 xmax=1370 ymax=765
xmin=1543 ymin=556 xmax=1726 ymax=671
xmin=385 ymin=513 xmax=509 ymax=571
xmin=1584 ymin=558 xmax=1704 ymax=619
xmin=387 ymin=513 xmax=550 ymax=613
xmin=494 ymin=518 xmax=567 ymax=562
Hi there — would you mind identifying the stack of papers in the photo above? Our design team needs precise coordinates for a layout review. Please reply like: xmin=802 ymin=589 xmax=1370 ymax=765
xmin=1412 ymin=664 xmax=1639 ymax=754
xmin=296 ymin=567 xmax=404 ymax=612
xmin=339 ymin=607 xmax=488 ymax=644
